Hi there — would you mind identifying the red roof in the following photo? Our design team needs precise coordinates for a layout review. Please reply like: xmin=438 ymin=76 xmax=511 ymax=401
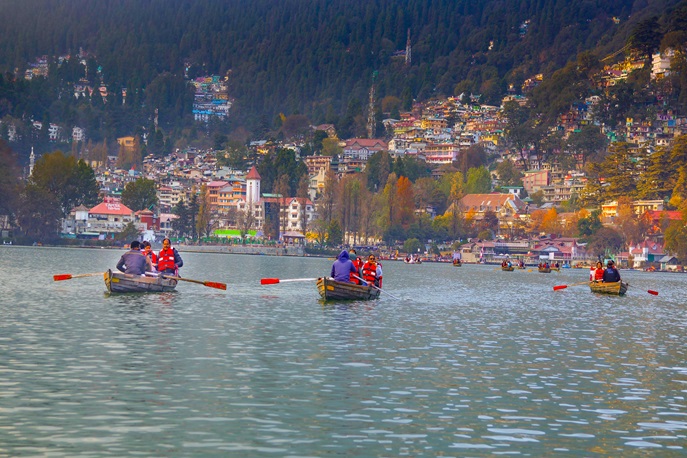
xmin=89 ymin=200 xmax=133 ymax=216
xmin=246 ymin=166 xmax=261 ymax=180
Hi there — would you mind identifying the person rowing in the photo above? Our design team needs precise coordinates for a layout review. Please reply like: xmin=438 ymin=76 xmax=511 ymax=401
xmin=330 ymin=250 xmax=358 ymax=283
xmin=602 ymin=260 xmax=621 ymax=283
xmin=116 ymin=240 xmax=153 ymax=275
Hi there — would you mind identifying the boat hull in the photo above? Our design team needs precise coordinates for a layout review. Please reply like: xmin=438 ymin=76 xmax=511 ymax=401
xmin=589 ymin=281 xmax=628 ymax=296
xmin=538 ymin=268 xmax=551 ymax=273
xmin=104 ymin=269 xmax=177 ymax=293
xmin=501 ymin=266 xmax=515 ymax=271
xmin=317 ymin=277 xmax=380 ymax=301
xmin=453 ymin=261 xmax=462 ymax=267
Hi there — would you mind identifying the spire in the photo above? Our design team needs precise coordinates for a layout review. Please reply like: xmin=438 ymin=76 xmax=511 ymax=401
xmin=405 ymin=29 xmax=412 ymax=65
xmin=29 ymin=147 xmax=35 ymax=176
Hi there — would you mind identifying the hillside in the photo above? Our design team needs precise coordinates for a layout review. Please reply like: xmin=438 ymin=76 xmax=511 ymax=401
xmin=0 ymin=0 xmax=682 ymax=150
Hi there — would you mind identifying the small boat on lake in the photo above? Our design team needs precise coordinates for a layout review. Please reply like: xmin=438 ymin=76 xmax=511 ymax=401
xmin=589 ymin=281 xmax=628 ymax=296
xmin=501 ymin=266 xmax=515 ymax=271
xmin=538 ymin=267 xmax=551 ymax=273
xmin=317 ymin=277 xmax=380 ymax=301
xmin=453 ymin=260 xmax=462 ymax=267
xmin=104 ymin=269 xmax=177 ymax=293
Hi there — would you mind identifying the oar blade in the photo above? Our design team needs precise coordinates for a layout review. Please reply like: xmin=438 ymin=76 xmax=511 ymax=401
xmin=260 ymin=278 xmax=280 ymax=285
xmin=53 ymin=274 xmax=73 ymax=281
xmin=553 ymin=285 xmax=567 ymax=291
xmin=648 ymin=290 xmax=658 ymax=295
xmin=205 ymin=281 xmax=227 ymax=290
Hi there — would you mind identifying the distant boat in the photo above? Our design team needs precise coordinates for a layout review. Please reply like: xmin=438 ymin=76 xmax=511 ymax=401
xmin=538 ymin=267 xmax=551 ymax=273
xmin=501 ymin=266 xmax=515 ymax=271
xmin=453 ymin=260 xmax=462 ymax=267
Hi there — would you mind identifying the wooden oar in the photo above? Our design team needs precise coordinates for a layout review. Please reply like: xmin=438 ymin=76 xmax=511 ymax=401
xmin=260 ymin=277 xmax=319 ymax=285
xmin=353 ymin=275 xmax=401 ymax=300
xmin=53 ymin=272 xmax=104 ymax=281
xmin=161 ymin=274 xmax=226 ymax=290
xmin=553 ymin=281 xmax=589 ymax=291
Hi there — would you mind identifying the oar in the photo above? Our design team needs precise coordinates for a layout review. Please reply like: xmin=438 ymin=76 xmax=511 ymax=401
xmin=624 ymin=283 xmax=658 ymax=295
xmin=53 ymin=272 xmax=103 ymax=281
xmin=553 ymin=281 xmax=590 ymax=291
xmin=353 ymin=275 xmax=401 ymax=300
xmin=260 ymin=277 xmax=319 ymax=285
xmin=161 ymin=274 xmax=226 ymax=290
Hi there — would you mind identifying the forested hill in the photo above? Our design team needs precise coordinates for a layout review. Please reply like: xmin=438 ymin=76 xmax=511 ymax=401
xmin=0 ymin=0 xmax=680 ymax=139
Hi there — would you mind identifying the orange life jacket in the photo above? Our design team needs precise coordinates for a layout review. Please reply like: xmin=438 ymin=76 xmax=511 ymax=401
xmin=158 ymin=248 xmax=176 ymax=271
xmin=362 ymin=261 xmax=378 ymax=283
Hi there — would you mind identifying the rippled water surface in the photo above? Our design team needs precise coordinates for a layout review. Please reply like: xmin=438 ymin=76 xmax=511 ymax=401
xmin=1 ymin=246 xmax=686 ymax=456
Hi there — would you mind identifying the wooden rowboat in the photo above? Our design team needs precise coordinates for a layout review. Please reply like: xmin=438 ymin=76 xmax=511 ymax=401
xmin=453 ymin=261 xmax=462 ymax=267
xmin=104 ymin=269 xmax=177 ymax=293
xmin=589 ymin=281 xmax=628 ymax=296
xmin=501 ymin=266 xmax=515 ymax=271
xmin=538 ymin=267 xmax=551 ymax=273
xmin=317 ymin=277 xmax=380 ymax=301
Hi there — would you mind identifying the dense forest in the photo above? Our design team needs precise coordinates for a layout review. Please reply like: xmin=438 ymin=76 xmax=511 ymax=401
xmin=0 ymin=0 xmax=682 ymax=162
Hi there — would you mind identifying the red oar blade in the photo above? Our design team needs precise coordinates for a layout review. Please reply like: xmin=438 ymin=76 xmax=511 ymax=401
xmin=553 ymin=285 xmax=567 ymax=291
xmin=53 ymin=274 xmax=73 ymax=281
xmin=205 ymin=281 xmax=227 ymax=290
xmin=261 ymin=278 xmax=280 ymax=285
xmin=648 ymin=290 xmax=659 ymax=295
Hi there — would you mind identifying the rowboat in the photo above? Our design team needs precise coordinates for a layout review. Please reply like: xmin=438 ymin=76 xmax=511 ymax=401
xmin=589 ymin=280 xmax=628 ymax=296
xmin=316 ymin=277 xmax=380 ymax=301
xmin=538 ymin=267 xmax=551 ymax=273
xmin=551 ymin=267 xmax=560 ymax=272
xmin=453 ymin=260 xmax=462 ymax=267
xmin=501 ymin=266 xmax=515 ymax=271
xmin=104 ymin=269 xmax=177 ymax=293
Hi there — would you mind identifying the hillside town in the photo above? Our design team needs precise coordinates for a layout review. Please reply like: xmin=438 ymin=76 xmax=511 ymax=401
xmin=3 ymin=47 xmax=687 ymax=272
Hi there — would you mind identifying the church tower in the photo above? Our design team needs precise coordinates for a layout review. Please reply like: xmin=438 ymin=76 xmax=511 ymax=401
xmin=245 ymin=165 xmax=261 ymax=205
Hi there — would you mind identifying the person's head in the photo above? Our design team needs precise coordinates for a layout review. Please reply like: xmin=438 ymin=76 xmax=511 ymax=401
xmin=338 ymin=250 xmax=350 ymax=261
xmin=596 ymin=261 xmax=603 ymax=268
xmin=607 ymin=260 xmax=614 ymax=267
xmin=368 ymin=254 xmax=376 ymax=263
xmin=162 ymin=238 xmax=171 ymax=249
xmin=130 ymin=240 xmax=140 ymax=250
xmin=350 ymin=249 xmax=356 ymax=254
xmin=142 ymin=241 xmax=152 ymax=252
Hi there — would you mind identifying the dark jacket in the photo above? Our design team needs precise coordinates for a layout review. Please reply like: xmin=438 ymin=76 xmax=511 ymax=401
xmin=602 ymin=266 xmax=621 ymax=282
xmin=116 ymin=250 xmax=150 ymax=275
xmin=330 ymin=250 xmax=357 ymax=282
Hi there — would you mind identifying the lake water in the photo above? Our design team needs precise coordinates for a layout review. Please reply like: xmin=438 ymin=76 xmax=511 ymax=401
xmin=1 ymin=246 xmax=686 ymax=457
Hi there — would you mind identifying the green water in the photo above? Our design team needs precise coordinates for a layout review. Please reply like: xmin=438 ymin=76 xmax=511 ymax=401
xmin=1 ymin=246 xmax=685 ymax=456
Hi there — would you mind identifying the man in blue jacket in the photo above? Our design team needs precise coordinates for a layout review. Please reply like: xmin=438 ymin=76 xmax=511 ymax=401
xmin=602 ymin=260 xmax=621 ymax=282
xmin=330 ymin=250 xmax=357 ymax=282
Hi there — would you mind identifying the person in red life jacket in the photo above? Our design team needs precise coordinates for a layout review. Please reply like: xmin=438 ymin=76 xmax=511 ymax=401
xmin=593 ymin=261 xmax=604 ymax=281
xmin=362 ymin=254 xmax=383 ymax=287
xmin=349 ymin=249 xmax=363 ymax=284
xmin=158 ymin=238 xmax=184 ymax=275
xmin=141 ymin=241 xmax=158 ymax=271
xmin=116 ymin=240 xmax=153 ymax=275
